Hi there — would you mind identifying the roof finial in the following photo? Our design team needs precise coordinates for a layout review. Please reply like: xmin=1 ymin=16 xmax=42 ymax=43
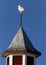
xmin=18 ymin=5 xmax=24 ymax=27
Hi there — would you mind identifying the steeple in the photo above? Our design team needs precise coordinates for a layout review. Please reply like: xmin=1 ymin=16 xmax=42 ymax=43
xmin=8 ymin=27 xmax=41 ymax=57
xmin=1 ymin=5 xmax=41 ymax=65
xmin=1 ymin=27 xmax=41 ymax=57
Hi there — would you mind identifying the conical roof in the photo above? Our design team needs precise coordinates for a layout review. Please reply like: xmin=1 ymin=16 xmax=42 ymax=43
xmin=1 ymin=27 xmax=41 ymax=57
xmin=8 ymin=27 xmax=39 ymax=51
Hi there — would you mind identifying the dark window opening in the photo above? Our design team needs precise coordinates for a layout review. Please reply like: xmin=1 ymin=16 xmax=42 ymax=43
xmin=7 ymin=57 xmax=9 ymax=65
xmin=27 ymin=56 xmax=34 ymax=65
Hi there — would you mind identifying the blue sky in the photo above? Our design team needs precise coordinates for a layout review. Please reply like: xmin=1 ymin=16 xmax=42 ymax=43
xmin=0 ymin=0 xmax=46 ymax=65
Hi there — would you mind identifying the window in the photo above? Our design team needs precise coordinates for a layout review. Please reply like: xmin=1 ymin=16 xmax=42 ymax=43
xmin=7 ymin=57 xmax=9 ymax=65
xmin=27 ymin=56 xmax=34 ymax=65
xmin=13 ymin=56 xmax=22 ymax=65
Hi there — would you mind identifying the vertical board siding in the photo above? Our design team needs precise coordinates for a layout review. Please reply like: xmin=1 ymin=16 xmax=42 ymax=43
xmin=13 ymin=56 xmax=22 ymax=65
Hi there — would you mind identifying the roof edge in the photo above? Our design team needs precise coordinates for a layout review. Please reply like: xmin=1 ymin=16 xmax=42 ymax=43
xmin=1 ymin=49 xmax=41 ymax=57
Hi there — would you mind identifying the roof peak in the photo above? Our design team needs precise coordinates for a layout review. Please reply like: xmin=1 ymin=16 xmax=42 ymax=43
xmin=2 ymin=27 xmax=41 ymax=57
xmin=8 ymin=27 xmax=41 ymax=53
